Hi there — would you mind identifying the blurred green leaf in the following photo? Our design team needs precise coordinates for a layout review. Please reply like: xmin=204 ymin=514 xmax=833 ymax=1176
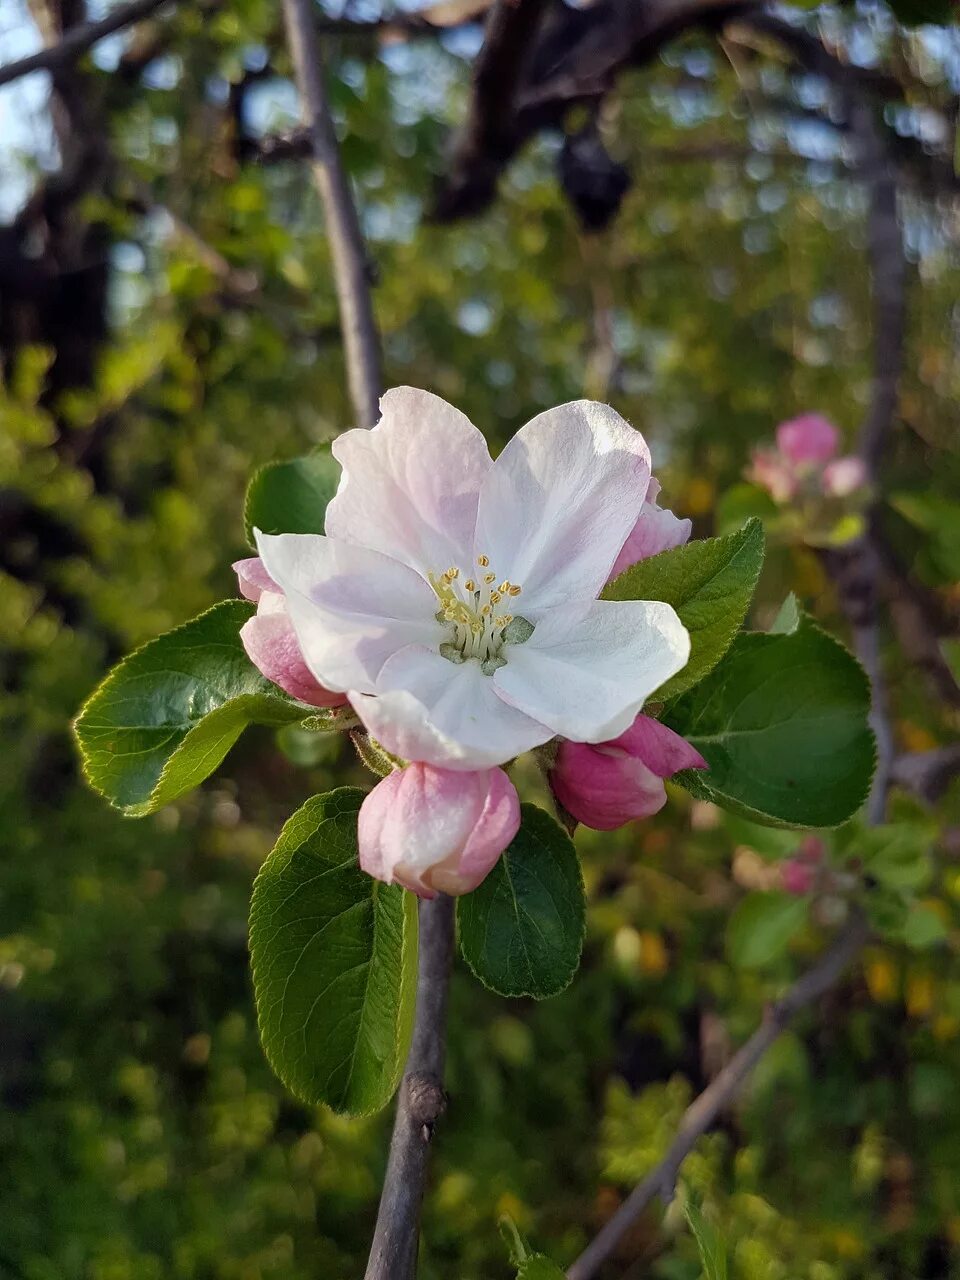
xmin=249 ymin=788 xmax=417 ymax=1114
xmin=458 ymin=804 xmax=585 ymax=999
xmin=860 ymin=823 xmax=935 ymax=894
xmin=604 ymin=519 xmax=764 ymax=700
xmin=244 ymin=448 xmax=341 ymax=545
xmin=684 ymin=1195 xmax=729 ymax=1280
xmin=667 ymin=620 xmax=874 ymax=827
xmin=517 ymin=1258 xmax=566 ymax=1279
xmin=75 ymin=601 xmax=306 ymax=815
xmin=898 ymin=903 xmax=949 ymax=950
xmin=726 ymin=892 xmax=808 ymax=969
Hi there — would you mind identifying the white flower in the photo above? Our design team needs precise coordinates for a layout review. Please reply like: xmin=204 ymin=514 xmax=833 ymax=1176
xmin=256 ymin=388 xmax=690 ymax=770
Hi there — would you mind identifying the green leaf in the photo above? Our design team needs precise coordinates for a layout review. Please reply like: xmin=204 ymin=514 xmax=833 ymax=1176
xmin=684 ymin=1197 xmax=728 ymax=1280
xmin=666 ymin=619 xmax=875 ymax=827
xmin=249 ymin=788 xmax=417 ymax=1114
xmin=457 ymin=804 xmax=585 ymax=999
xmin=898 ymin=903 xmax=949 ymax=950
xmin=727 ymin=892 xmax=808 ymax=969
xmin=243 ymin=447 xmax=341 ymax=545
xmin=75 ymin=601 xmax=306 ymax=816
xmin=603 ymin=519 xmax=764 ymax=700
xmin=860 ymin=823 xmax=935 ymax=893
xmin=715 ymin=482 xmax=779 ymax=536
xmin=517 ymin=1258 xmax=566 ymax=1280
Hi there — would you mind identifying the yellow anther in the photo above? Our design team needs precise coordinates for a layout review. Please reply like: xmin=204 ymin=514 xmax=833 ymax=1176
xmin=464 ymin=579 xmax=476 ymax=593
xmin=476 ymin=554 xmax=490 ymax=567
xmin=490 ymin=591 xmax=502 ymax=605
xmin=480 ymin=604 xmax=491 ymax=616
xmin=508 ymin=584 xmax=522 ymax=596
xmin=499 ymin=580 xmax=511 ymax=593
xmin=483 ymin=572 xmax=496 ymax=584
xmin=444 ymin=566 xmax=460 ymax=580
xmin=495 ymin=615 xmax=513 ymax=628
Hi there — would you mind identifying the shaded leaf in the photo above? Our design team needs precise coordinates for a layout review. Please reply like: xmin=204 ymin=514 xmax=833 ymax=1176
xmin=244 ymin=448 xmax=341 ymax=545
xmin=249 ymin=788 xmax=417 ymax=1114
xmin=726 ymin=892 xmax=808 ymax=969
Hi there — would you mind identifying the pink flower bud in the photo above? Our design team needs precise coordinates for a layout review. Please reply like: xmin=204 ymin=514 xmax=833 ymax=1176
xmin=775 ymin=414 xmax=839 ymax=466
xmin=233 ymin=558 xmax=346 ymax=709
xmin=358 ymin=763 xmax=521 ymax=898
xmin=780 ymin=858 xmax=816 ymax=896
xmin=748 ymin=448 xmax=798 ymax=504
xmin=822 ymin=456 xmax=867 ymax=498
xmin=550 ymin=714 xmax=707 ymax=831
xmin=797 ymin=834 xmax=825 ymax=865
xmin=609 ymin=477 xmax=692 ymax=580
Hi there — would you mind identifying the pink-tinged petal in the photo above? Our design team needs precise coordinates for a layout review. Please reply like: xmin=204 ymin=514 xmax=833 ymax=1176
xmin=474 ymin=400 xmax=652 ymax=610
xmin=256 ymin=531 xmax=443 ymax=693
xmin=781 ymin=859 xmax=816 ymax=895
xmin=233 ymin=557 xmax=276 ymax=603
xmin=748 ymin=448 xmax=797 ymax=503
xmin=351 ymin=646 xmax=553 ymax=770
xmin=493 ymin=599 xmax=689 ymax=744
xmin=822 ymin=456 xmax=867 ymax=497
xmin=358 ymin=763 xmax=520 ymax=897
xmin=775 ymin=413 xmax=839 ymax=466
xmin=325 ymin=387 xmax=492 ymax=576
xmin=551 ymin=740 xmax=667 ymax=830
xmin=609 ymin=495 xmax=692 ymax=580
xmin=611 ymin=714 xmax=707 ymax=776
xmin=239 ymin=612 xmax=346 ymax=708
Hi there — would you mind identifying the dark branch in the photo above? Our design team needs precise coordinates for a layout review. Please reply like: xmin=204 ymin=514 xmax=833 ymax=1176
xmin=281 ymin=0 xmax=382 ymax=426
xmin=364 ymin=896 xmax=456 ymax=1280
xmin=566 ymin=909 xmax=870 ymax=1280
xmin=0 ymin=0 xmax=173 ymax=89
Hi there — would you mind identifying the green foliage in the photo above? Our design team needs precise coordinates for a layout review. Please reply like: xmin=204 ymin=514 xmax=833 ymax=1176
xmin=75 ymin=602 xmax=309 ymax=815
xmin=458 ymin=805 xmax=586 ymax=999
xmin=604 ymin=519 xmax=764 ymax=700
xmin=667 ymin=619 xmax=875 ymax=827
xmin=684 ymin=1195 xmax=729 ymax=1280
xmin=249 ymin=788 xmax=417 ymax=1114
xmin=726 ymin=892 xmax=809 ymax=969
xmin=243 ymin=448 xmax=341 ymax=544
xmin=516 ymin=1257 xmax=567 ymax=1279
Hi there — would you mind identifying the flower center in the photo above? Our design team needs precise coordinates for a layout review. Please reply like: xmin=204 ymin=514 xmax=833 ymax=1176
xmin=430 ymin=554 xmax=525 ymax=674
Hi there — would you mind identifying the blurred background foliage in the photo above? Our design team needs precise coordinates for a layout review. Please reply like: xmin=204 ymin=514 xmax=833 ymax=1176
xmin=1 ymin=0 xmax=960 ymax=1276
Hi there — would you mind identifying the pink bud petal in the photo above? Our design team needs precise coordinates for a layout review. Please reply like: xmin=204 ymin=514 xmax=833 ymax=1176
xmin=781 ymin=859 xmax=816 ymax=896
xmin=233 ymin=557 xmax=277 ymax=603
xmin=609 ymin=496 xmax=692 ymax=580
xmin=611 ymin=714 xmax=708 ymax=776
xmin=240 ymin=611 xmax=346 ymax=708
xmin=748 ymin=448 xmax=798 ymax=503
xmin=797 ymin=835 xmax=825 ymax=865
xmin=822 ymin=456 xmax=867 ymax=498
xmin=775 ymin=414 xmax=839 ymax=466
xmin=550 ymin=715 xmax=706 ymax=831
xmin=358 ymin=763 xmax=521 ymax=897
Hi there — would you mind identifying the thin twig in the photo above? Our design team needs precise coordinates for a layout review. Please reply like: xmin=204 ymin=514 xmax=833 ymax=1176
xmin=565 ymin=909 xmax=870 ymax=1280
xmin=0 ymin=0 xmax=172 ymax=89
xmin=281 ymin=0 xmax=382 ymax=426
xmin=365 ymin=895 xmax=456 ymax=1280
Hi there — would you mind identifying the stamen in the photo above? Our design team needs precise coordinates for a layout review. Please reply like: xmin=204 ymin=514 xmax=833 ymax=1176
xmin=490 ymin=591 xmax=502 ymax=605
xmin=476 ymin=554 xmax=490 ymax=567
xmin=444 ymin=566 xmax=460 ymax=580
xmin=498 ymin=581 xmax=511 ymax=593
xmin=483 ymin=572 xmax=496 ymax=585
xmin=494 ymin=615 xmax=513 ymax=628
xmin=508 ymin=584 xmax=522 ymax=596
xmin=464 ymin=579 xmax=476 ymax=593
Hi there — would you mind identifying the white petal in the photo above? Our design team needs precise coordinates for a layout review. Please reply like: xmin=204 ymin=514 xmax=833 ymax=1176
xmin=325 ymin=387 xmax=492 ymax=576
xmin=351 ymin=646 xmax=552 ymax=769
xmin=474 ymin=400 xmax=651 ymax=610
xmin=256 ymin=531 xmax=443 ymax=693
xmin=493 ymin=599 xmax=689 ymax=743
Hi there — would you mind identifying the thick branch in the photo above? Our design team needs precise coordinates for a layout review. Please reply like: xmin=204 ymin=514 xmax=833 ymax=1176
xmin=566 ymin=909 xmax=870 ymax=1280
xmin=365 ymin=895 xmax=456 ymax=1280
xmin=0 ymin=0 xmax=172 ymax=88
xmin=281 ymin=0 xmax=382 ymax=426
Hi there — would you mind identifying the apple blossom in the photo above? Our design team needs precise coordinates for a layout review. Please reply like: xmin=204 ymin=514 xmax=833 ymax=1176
xmin=749 ymin=412 xmax=867 ymax=506
xmin=233 ymin=557 xmax=346 ymax=708
xmin=822 ymin=456 xmax=868 ymax=498
xmin=776 ymin=413 xmax=839 ymax=466
xmin=358 ymin=762 xmax=520 ymax=897
xmin=549 ymin=713 xmax=707 ymax=831
xmin=255 ymin=388 xmax=691 ymax=771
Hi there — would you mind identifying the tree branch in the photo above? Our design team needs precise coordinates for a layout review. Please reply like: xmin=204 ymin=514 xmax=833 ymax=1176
xmin=365 ymin=894 xmax=456 ymax=1280
xmin=281 ymin=0 xmax=382 ymax=427
xmin=565 ymin=908 xmax=870 ymax=1280
xmin=0 ymin=0 xmax=173 ymax=89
